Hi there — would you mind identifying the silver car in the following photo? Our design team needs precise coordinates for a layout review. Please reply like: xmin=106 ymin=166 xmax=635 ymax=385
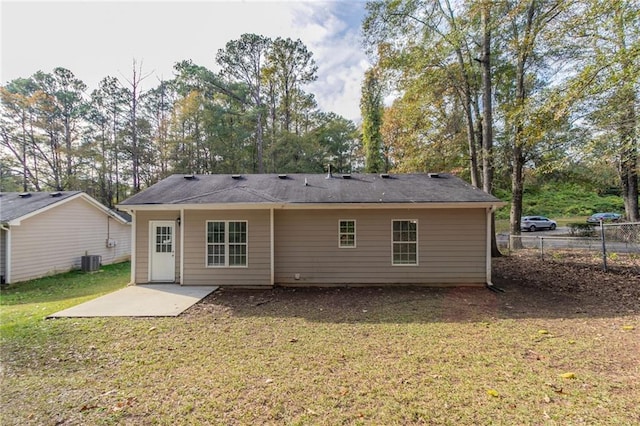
xmin=521 ymin=216 xmax=557 ymax=232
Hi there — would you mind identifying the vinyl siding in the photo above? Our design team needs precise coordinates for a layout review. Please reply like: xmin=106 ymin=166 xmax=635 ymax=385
xmin=134 ymin=209 xmax=271 ymax=286
xmin=134 ymin=211 xmax=181 ymax=284
xmin=8 ymin=197 xmax=131 ymax=283
xmin=182 ymin=210 xmax=270 ymax=286
xmin=274 ymin=208 xmax=487 ymax=286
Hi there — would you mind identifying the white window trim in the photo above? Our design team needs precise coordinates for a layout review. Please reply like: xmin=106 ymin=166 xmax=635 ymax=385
xmin=338 ymin=219 xmax=357 ymax=248
xmin=391 ymin=219 xmax=419 ymax=266
xmin=205 ymin=220 xmax=249 ymax=268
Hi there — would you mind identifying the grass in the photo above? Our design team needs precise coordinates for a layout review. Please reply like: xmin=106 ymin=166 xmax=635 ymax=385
xmin=493 ymin=182 xmax=625 ymax=226
xmin=0 ymin=262 xmax=130 ymax=339
xmin=1 ymin=262 xmax=639 ymax=425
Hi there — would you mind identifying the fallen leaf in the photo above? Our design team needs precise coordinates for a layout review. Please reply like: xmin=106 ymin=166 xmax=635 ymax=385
xmin=622 ymin=325 xmax=635 ymax=331
xmin=538 ymin=330 xmax=549 ymax=335
xmin=560 ymin=372 xmax=576 ymax=379
xmin=487 ymin=389 xmax=500 ymax=397
xmin=80 ymin=404 xmax=98 ymax=412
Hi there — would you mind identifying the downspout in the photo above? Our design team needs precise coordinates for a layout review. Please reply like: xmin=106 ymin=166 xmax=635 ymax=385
xmin=270 ymin=208 xmax=274 ymax=286
xmin=180 ymin=208 xmax=184 ymax=285
xmin=485 ymin=206 xmax=504 ymax=293
xmin=1 ymin=224 xmax=10 ymax=284
xmin=130 ymin=211 xmax=136 ymax=285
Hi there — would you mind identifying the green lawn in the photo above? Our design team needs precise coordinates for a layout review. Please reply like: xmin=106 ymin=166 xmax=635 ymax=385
xmin=0 ymin=262 xmax=130 ymax=339
xmin=1 ymin=260 xmax=638 ymax=425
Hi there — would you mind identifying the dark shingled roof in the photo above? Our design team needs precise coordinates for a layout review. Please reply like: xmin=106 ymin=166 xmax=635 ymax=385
xmin=120 ymin=173 xmax=502 ymax=206
xmin=0 ymin=191 xmax=81 ymax=222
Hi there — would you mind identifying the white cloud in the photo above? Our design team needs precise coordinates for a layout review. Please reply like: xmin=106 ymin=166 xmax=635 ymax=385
xmin=1 ymin=1 xmax=370 ymax=122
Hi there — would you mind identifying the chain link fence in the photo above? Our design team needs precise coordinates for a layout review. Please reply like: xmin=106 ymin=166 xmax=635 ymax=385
xmin=497 ymin=222 xmax=640 ymax=274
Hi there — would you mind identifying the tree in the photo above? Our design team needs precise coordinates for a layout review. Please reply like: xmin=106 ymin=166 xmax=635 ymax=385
xmin=264 ymin=37 xmax=318 ymax=134
xmin=363 ymin=0 xmax=483 ymax=185
xmin=564 ymin=0 xmax=639 ymax=221
xmin=0 ymin=77 xmax=42 ymax=190
xmin=122 ymin=60 xmax=153 ymax=193
xmin=142 ymin=78 xmax=175 ymax=181
xmin=216 ymin=34 xmax=271 ymax=173
xmin=86 ymin=76 xmax=129 ymax=205
xmin=493 ymin=1 xmax=568 ymax=242
xmin=360 ymin=67 xmax=385 ymax=173
xmin=479 ymin=1 xmax=501 ymax=257
xmin=32 ymin=68 xmax=88 ymax=190
xmin=313 ymin=112 xmax=360 ymax=173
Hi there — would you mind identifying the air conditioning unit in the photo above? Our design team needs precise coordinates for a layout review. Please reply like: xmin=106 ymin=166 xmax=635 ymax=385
xmin=81 ymin=255 xmax=101 ymax=272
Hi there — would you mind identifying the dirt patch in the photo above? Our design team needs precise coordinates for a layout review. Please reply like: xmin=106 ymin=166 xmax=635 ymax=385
xmin=187 ymin=251 xmax=640 ymax=322
xmin=493 ymin=251 xmax=640 ymax=316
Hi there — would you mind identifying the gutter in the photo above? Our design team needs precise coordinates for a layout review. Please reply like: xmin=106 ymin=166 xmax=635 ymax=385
xmin=117 ymin=201 xmax=506 ymax=212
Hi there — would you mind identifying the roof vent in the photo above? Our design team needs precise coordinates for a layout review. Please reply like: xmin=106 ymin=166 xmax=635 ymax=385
xmin=231 ymin=174 xmax=242 ymax=180
xmin=278 ymin=174 xmax=288 ymax=179
xmin=428 ymin=173 xmax=440 ymax=178
xmin=342 ymin=174 xmax=352 ymax=179
xmin=18 ymin=192 xmax=31 ymax=198
xmin=49 ymin=191 xmax=62 ymax=197
xmin=326 ymin=164 xmax=333 ymax=179
xmin=183 ymin=174 xmax=196 ymax=180
xmin=380 ymin=173 xmax=390 ymax=179
xmin=304 ymin=178 xmax=309 ymax=186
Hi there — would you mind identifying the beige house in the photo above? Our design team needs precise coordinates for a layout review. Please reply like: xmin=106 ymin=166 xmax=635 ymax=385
xmin=119 ymin=173 xmax=505 ymax=288
xmin=0 ymin=191 xmax=131 ymax=284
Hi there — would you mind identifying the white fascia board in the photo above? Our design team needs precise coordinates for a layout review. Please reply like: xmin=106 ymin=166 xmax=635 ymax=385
xmin=117 ymin=201 xmax=505 ymax=211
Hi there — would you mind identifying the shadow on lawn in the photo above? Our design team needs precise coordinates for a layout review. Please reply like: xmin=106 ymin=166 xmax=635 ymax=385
xmin=188 ymin=280 xmax=637 ymax=324
xmin=188 ymin=254 xmax=640 ymax=324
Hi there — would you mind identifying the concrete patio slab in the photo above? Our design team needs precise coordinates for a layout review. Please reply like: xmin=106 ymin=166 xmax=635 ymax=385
xmin=48 ymin=284 xmax=218 ymax=318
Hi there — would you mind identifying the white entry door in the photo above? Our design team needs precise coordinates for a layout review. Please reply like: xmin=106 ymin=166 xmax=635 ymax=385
xmin=149 ymin=221 xmax=175 ymax=282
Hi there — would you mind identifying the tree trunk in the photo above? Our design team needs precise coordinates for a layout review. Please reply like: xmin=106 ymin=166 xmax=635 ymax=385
xmin=615 ymin=8 xmax=639 ymax=222
xmin=256 ymin=107 xmax=264 ymax=173
xmin=452 ymin=45 xmax=480 ymax=188
xmin=620 ymin=102 xmax=638 ymax=220
xmin=65 ymin=113 xmax=72 ymax=188
xmin=510 ymin=144 xmax=525 ymax=249
xmin=509 ymin=1 xmax=536 ymax=250
xmin=480 ymin=2 xmax=501 ymax=257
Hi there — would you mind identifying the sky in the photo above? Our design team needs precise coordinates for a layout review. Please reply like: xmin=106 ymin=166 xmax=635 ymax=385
xmin=1 ymin=0 xmax=371 ymax=122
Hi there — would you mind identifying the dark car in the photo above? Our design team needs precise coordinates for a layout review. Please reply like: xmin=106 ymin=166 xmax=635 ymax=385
xmin=521 ymin=216 xmax=557 ymax=232
xmin=587 ymin=212 xmax=622 ymax=224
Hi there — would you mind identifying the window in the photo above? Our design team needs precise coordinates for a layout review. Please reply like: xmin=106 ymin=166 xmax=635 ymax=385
xmin=339 ymin=220 xmax=356 ymax=248
xmin=392 ymin=220 xmax=418 ymax=265
xmin=207 ymin=221 xmax=247 ymax=267
xmin=155 ymin=226 xmax=172 ymax=253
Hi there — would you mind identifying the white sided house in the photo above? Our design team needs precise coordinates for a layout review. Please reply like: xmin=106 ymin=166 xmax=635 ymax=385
xmin=0 ymin=191 xmax=131 ymax=284
xmin=118 ymin=173 xmax=505 ymax=288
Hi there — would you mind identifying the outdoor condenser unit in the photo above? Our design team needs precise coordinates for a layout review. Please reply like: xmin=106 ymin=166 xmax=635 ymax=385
xmin=81 ymin=255 xmax=101 ymax=272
